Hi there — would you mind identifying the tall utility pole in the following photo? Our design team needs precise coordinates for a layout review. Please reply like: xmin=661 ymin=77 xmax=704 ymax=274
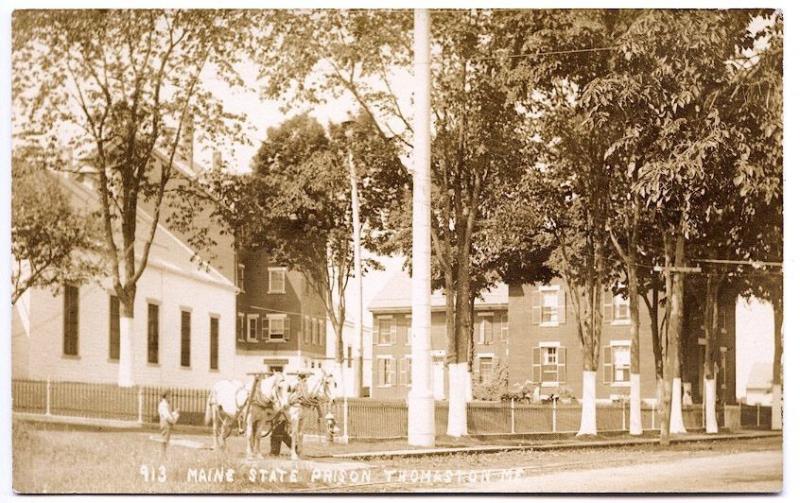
xmin=408 ymin=7 xmax=435 ymax=447
xmin=347 ymin=143 xmax=364 ymax=397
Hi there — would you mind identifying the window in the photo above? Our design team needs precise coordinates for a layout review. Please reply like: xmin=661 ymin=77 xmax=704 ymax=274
xmin=247 ymin=314 xmax=259 ymax=342
xmin=500 ymin=312 xmax=509 ymax=340
xmin=398 ymin=356 xmax=411 ymax=386
xmin=532 ymin=343 xmax=566 ymax=385
xmin=478 ymin=356 xmax=494 ymax=384
xmin=180 ymin=310 xmax=191 ymax=368
xmin=377 ymin=357 xmax=395 ymax=386
xmin=209 ymin=317 xmax=219 ymax=370
xmin=603 ymin=342 xmax=631 ymax=385
xmin=237 ymin=263 xmax=246 ymax=292
xmin=237 ymin=313 xmax=245 ymax=342
xmin=477 ymin=313 xmax=494 ymax=344
xmin=541 ymin=289 xmax=559 ymax=324
xmin=377 ymin=317 xmax=393 ymax=345
xmin=266 ymin=315 xmax=287 ymax=341
xmin=268 ymin=267 xmax=286 ymax=294
xmin=109 ymin=295 xmax=120 ymax=360
xmin=398 ymin=316 xmax=411 ymax=346
xmin=347 ymin=346 xmax=352 ymax=368
xmin=312 ymin=318 xmax=318 ymax=345
xmin=147 ymin=303 xmax=159 ymax=364
xmin=613 ymin=294 xmax=630 ymax=322
xmin=63 ymin=284 xmax=79 ymax=356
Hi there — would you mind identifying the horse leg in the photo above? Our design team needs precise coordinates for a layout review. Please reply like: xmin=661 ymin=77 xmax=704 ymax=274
xmin=245 ymin=413 xmax=254 ymax=459
xmin=254 ymin=418 xmax=264 ymax=459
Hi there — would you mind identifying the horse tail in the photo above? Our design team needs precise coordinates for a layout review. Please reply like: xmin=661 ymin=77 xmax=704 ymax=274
xmin=204 ymin=389 xmax=215 ymax=425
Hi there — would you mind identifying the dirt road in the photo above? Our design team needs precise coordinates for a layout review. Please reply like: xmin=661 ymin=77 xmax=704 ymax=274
xmin=451 ymin=448 xmax=782 ymax=493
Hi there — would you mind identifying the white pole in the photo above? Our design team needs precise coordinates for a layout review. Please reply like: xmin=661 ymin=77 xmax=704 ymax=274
xmin=408 ymin=7 xmax=435 ymax=448
xmin=348 ymin=148 xmax=364 ymax=398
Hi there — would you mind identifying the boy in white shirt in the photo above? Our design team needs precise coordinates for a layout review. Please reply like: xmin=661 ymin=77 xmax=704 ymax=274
xmin=158 ymin=391 xmax=180 ymax=454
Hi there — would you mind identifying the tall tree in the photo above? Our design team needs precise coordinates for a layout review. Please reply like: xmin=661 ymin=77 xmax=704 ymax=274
xmin=12 ymin=10 xmax=250 ymax=386
xmin=11 ymin=150 xmax=103 ymax=306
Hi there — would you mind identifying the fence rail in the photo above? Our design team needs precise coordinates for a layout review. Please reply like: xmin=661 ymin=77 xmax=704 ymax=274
xmin=12 ymin=379 xmax=746 ymax=440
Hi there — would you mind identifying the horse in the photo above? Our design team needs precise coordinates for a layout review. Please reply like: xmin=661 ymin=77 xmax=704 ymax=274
xmin=204 ymin=379 xmax=249 ymax=450
xmin=278 ymin=369 xmax=336 ymax=460
xmin=242 ymin=372 xmax=290 ymax=459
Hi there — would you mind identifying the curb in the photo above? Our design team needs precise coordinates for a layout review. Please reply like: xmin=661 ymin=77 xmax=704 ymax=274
xmin=333 ymin=431 xmax=782 ymax=460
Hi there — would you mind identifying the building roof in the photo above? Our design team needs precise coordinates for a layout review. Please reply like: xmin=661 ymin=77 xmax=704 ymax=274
xmin=746 ymin=362 xmax=773 ymax=391
xmin=368 ymin=270 xmax=508 ymax=312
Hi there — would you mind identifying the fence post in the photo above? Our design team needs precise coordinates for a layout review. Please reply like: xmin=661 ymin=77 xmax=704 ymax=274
xmin=45 ymin=377 xmax=52 ymax=416
xmin=137 ymin=386 xmax=144 ymax=424
xmin=552 ymin=399 xmax=557 ymax=433
xmin=342 ymin=396 xmax=349 ymax=444
xmin=756 ymin=403 xmax=761 ymax=427
xmin=510 ymin=399 xmax=516 ymax=435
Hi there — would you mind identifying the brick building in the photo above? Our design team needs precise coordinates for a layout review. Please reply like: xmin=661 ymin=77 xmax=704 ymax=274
xmin=370 ymin=272 xmax=737 ymax=404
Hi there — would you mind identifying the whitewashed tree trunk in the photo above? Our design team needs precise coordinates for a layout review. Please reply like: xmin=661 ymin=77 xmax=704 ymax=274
xmin=771 ymin=383 xmax=782 ymax=431
xmin=629 ymin=373 xmax=643 ymax=435
xmin=118 ymin=316 xmax=135 ymax=388
xmin=577 ymin=370 xmax=597 ymax=436
xmin=669 ymin=377 xmax=687 ymax=434
xmin=447 ymin=362 xmax=468 ymax=437
xmin=704 ymin=377 xmax=718 ymax=433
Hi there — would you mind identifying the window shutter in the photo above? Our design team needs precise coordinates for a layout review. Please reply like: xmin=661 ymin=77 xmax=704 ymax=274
xmin=390 ymin=319 xmax=397 ymax=344
xmin=262 ymin=315 xmax=269 ymax=341
xmin=532 ymin=347 xmax=542 ymax=383
xmin=604 ymin=292 xmax=614 ymax=323
xmin=558 ymin=290 xmax=567 ymax=325
xmin=557 ymin=346 xmax=567 ymax=383
xmin=602 ymin=345 xmax=613 ymax=383
xmin=284 ymin=317 xmax=291 ymax=342
xmin=532 ymin=290 xmax=542 ymax=325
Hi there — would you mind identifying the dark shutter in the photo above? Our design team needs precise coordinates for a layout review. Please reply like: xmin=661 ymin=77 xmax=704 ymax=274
xmin=63 ymin=285 xmax=79 ymax=356
xmin=180 ymin=310 xmax=191 ymax=367
xmin=109 ymin=295 xmax=120 ymax=360
xmin=147 ymin=303 xmax=159 ymax=364
xmin=532 ymin=347 xmax=542 ymax=383
xmin=209 ymin=317 xmax=219 ymax=370
xmin=284 ymin=317 xmax=291 ymax=342
xmin=604 ymin=291 xmax=614 ymax=323
xmin=558 ymin=290 xmax=567 ymax=325
xmin=532 ymin=290 xmax=542 ymax=325
xmin=557 ymin=346 xmax=567 ymax=382
xmin=602 ymin=345 xmax=613 ymax=383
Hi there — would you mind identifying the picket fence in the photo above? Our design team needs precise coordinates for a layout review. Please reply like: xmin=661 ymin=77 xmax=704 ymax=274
xmin=12 ymin=379 xmax=765 ymax=440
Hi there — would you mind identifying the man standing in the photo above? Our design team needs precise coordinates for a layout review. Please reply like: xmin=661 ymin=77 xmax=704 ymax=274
xmin=158 ymin=391 xmax=180 ymax=454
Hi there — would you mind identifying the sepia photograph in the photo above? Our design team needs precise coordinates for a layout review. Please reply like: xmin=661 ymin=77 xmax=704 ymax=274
xmin=2 ymin=3 xmax=786 ymax=496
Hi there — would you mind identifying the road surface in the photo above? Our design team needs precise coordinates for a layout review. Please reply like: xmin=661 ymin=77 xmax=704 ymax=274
xmin=452 ymin=449 xmax=782 ymax=493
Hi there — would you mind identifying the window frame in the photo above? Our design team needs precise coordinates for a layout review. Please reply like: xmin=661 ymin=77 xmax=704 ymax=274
xmin=147 ymin=302 xmax=160 ymax=365
xmin=266 ymin=314 xmax=288 ymax=342
xmin=246 ymin=314 xmax=259 ymax=343
xmin=108 ymin=294 xmax=120 ymax=361
xmin=377 ymin=316 xmax=394 ymax=345
xmin=612 ymin=294 xmax=632 ymax=325
xmin=539 ymin=287 xmax=560 ymax=326
xmin=376 ymin=356 xmax=396 ymax=387
xmin=606 ymin=340 xmax=632 ymax=386
xmin=534 ymin=341 xmax=566 ymax=386
xmin=180 ymin=309 xmax=192 ymax=368
xmin=268 ymin=267 xmax=287 ymax=294
xmin=237 ymin=263 xmax=246 ymax=292
xmin=62 ymin=284 xmax=80 ymax=357
xmin=209 ymin=315 xmax=219 ymax=370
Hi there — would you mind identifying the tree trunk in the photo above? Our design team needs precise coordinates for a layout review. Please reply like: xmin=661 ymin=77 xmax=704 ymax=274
xmin=117 ymin=289 xmax=136 ymax=388
xmin=703 ymin=275 xmax=722 ymax=434
xmin=627 ymin=261 xmax=642 ymax=435
xmin=668 ymin=233 xmax=687 ymax=435
xmin=447 ymin=252 xmax=472 ymax=437
xmin=772 ymin=291 xmax=783 ymax=430
xmin=658 ymin=250 xmax=672 ymax=446
xmin=577 ymin=283 xmax=601 ymax=436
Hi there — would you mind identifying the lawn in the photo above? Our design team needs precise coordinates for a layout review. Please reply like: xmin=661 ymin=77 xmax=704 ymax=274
xmin=11 ymin=419 xmax=782 ymax=494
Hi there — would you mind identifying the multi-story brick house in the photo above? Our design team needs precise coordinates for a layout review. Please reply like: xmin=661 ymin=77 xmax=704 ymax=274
xmin=234 ymin=249 xmax=328 ymax=373
xmin=370 ymin=272 xmax=737 ymax=405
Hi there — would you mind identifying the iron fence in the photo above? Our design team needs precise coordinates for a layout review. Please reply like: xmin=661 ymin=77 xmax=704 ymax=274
xmin=12 ymin=379 xmax=737 ymax=440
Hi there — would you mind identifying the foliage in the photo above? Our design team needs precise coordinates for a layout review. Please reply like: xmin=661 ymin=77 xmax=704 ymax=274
xmin=11 ymin=151 xmax=103 ymax=304
xmin=12 ymin=9 xmax=251 ymax=317
xmin=472 ymin=362 xmax=509 ymax=401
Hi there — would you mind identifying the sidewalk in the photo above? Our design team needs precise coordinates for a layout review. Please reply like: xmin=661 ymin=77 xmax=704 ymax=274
xmin=332 ymin=430 xmax=782 ymax=460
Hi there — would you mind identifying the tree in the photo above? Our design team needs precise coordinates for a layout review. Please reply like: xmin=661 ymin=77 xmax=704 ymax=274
xmin=11 ymin=150 xmax=102 ymax=305
xmin=13 ymin=10 xmax=251 ymax=386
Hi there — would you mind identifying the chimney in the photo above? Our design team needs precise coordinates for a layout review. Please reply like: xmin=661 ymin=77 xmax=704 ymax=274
xmin=179 ymin=116 xmax=194 ymax=170
xmin=212 ymin=150 xmax=222 ymax=171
